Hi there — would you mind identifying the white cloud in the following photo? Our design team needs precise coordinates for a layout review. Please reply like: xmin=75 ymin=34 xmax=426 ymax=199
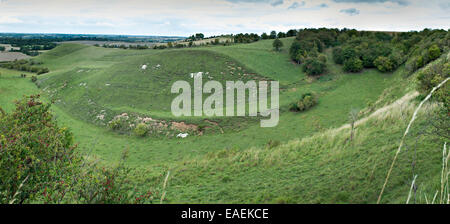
xmin=0 ymin=0 xmax=447 ymax=35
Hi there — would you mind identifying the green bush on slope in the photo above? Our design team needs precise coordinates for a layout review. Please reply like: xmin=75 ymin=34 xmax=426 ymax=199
xmin=0 ymin=95 xmax=163 ymax=204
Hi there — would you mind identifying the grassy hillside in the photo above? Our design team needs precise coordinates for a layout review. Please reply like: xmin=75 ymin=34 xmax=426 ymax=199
xmin=163 ymin=95 xmax=444 ymax=203
xmin=1 ymin=37 xmax=445 ymax=204
xmin=9 ymin=40 xmax=406 ymax=167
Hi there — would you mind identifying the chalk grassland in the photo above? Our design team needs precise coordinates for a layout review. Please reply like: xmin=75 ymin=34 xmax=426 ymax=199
xmin=164 ymin=97 xmax=443 ymax=203
xmin=0 ymin=37 xmax=434 ymax=203
xmin=21 ymin=39 xmax=406 ymax=166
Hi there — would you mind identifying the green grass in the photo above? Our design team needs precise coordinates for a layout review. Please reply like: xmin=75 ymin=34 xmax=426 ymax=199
xmin=1 ymin=38 xmax=438 ymax=204
xmin=0 ymin=68 xmax=36 ymax=112
xmin=163 ymin=100 xmax=444 ymax=203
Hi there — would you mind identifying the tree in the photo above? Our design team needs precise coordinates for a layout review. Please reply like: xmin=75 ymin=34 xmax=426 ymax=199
xmin=374 ymin=56 xmax=394 ymax=72
xmin=270 ymin=31 xmax=277 ymax=39
xmin=286 ymin=29 xmax=298 ymax=37
xmin=277 ymin=32 xmax=286 ymax=39
xmin=261 ymin=33 xmax=269 ymax=40
xmin=303 ymin=57 xmax=325 ymax=76
xmin=332 ymin=47 xmax=345 ymax=64
xmin=195 ymin=33 xmax=204 ymax=40
xmin=428 ymin=44 xmax=441 ymax=61
xmin=273 ymin=38 xmax=283 ymax=51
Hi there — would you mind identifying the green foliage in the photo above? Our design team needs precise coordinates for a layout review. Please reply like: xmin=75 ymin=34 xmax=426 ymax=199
xmin=332 ymin=47 xmax=345 ymax=64
xmin=0 ymin=59 xmax=49 ymax=75
xmin=405 ymin=30 xmax=448 ymax=73
xmin=428 ymin=44 xmax=441 ymax=61
xmin=343 ymin=58 xmax=363 ymax=73
xmin=374 ymin=56 xmax=394 ymax=72
xmin=272 ymin=38 xmax=283 ymax=51
xmin=416 ymin=58 xmax=449 ymax=108
xmin=0 ymin=95 xmax=77 ymax=203
xmin=0 ymin=96 xmax=162 ymax=204
xmin=134 ymin=123 xmax=148 ymax=137
xmin=303 ymin=57 xmax=326 ymax=76
xmin=31 ymin=76 xmax=37 ymax=83
xmin=289 ymin=93 xmax=318 ymax=112
xmin=234 ymin=33 xmax=260 ymax=43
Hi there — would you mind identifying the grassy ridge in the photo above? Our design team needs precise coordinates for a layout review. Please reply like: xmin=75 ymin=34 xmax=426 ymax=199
xmin=163 ymin=97 xmax=443 ymax=203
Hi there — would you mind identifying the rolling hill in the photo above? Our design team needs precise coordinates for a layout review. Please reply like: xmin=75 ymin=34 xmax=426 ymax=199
xmin=0 ymin=36 xmax=447 ymax=203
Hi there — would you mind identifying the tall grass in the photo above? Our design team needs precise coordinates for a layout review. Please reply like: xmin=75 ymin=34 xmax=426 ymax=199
xmin=377 ymin=77 xmax=449 ymax=204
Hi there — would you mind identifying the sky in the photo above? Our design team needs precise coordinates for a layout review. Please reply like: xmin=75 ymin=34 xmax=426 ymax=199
xmin=0 ymin=0 xmax=448 ymax=36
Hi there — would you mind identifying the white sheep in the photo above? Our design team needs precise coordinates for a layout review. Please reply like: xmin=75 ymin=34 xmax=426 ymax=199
xmin=176 ymin=133 xmax=189 ymax=138
xmin=141 ymin=64 xmax=147 ymax=70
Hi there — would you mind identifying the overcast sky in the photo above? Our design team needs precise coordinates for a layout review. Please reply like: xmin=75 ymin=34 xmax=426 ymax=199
xmin=0 ymin=0 xmax=448 ymax=36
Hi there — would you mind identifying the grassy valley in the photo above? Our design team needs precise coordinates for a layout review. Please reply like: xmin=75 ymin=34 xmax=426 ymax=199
xmin=0 ymin=29 xmax=448 ymax=204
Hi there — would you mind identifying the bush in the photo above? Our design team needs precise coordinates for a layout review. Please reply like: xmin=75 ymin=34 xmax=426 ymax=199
xmin=37 ymin=68 xmax=49 ymax=75
xmin=374 ymin=56 xmax=394 ymax=72
xmin=332 ymin=47 xmax=344 ymax=64
xmin=289 ymin=93 xmax=318 ymax=112
xmin=0 ymin=95 xmax=162 ymax=204
xmin=0 ymin=95 xmax=77 ymax=203
xmin=31 ymin=76 xmax=37 ymax=83
xmin=134 ymin=123 xmax=148 ymax=137
xmin=303 ymin=57 xmax=326 ymax=76
xmin=343 ymin=58 xmax=363 ymax=73
xmin=428 ymin=44 xmax=441 ymax=61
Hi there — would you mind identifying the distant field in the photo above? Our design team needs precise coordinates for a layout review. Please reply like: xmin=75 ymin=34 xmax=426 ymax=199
xmin=58 ymin=40 xmax=157 ymax=47
xmin=0 ymin=43 xmax=20 ymax=51
xmin=0 ymin=52 xmax=30 ymax=61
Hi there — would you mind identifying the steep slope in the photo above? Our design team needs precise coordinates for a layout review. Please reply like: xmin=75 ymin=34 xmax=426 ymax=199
xmin=163 ymin=93 xmax=444 ymax=203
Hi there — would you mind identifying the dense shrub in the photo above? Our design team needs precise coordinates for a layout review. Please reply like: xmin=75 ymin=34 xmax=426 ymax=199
xmin=343 ymin=58 xmax=363 ymax=73
xmin=0 ymin=59 xmax=49 ymax=75
xmin=374 ymin=56 xmax=394 ymax=72
xmin=0 ymin=95 xmax=77 ymax=203
xmin=303 ymin=57 xmax=326 ymax=76
xmin=0 ymin=95 xmax=162 ymax=204
xmin=134 ymin=123 xmax=148 ymax=137
xmin=289 ymin=93 xmax=318 ymax=112
xmin=416 ymin=58 xmax=449 ymax=107
xmin=332 ymin=47 xmax=345 ymax=64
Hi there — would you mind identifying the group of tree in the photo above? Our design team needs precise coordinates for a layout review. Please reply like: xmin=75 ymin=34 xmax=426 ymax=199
xmin=287 ymin=28 xmax=447 ymax=76
xmin=289 ymin=28 xmax=338 ymax=76
xmin=332 ymin=28 xmax=448 ymax=74
xmin=234 ymin=33 xmax=260 ymax=43
xmin=186 ymin=33 xmax=205 ymax=41
xmin=0 ymin=37 xmax=58 ymax=56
